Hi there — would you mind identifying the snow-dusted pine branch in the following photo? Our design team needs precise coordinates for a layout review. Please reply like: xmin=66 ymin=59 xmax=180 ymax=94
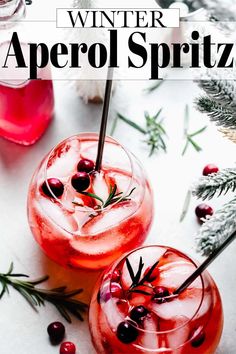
xmin=196 ymin=197 xmax=236 ymax=255
xmin=198 ymin=79 xmax=236 ymax=109
xmin=196 ymin=97 xmax=236 ymax=130
xmin=192 ymin=168 xmax=236 ymax=200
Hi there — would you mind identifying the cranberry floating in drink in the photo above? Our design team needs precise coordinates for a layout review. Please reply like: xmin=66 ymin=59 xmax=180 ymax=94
xmin=89 ymin=245 xmax=223 ymax=353
xmin=27 ymin=134 xmax=153 ymax=270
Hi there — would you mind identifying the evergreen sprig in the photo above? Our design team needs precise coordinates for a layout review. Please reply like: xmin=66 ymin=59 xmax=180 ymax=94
xmin=192 ymin=168 xmax=236 ymax=200
xmin=73 ymin=184 xmax=136 ymax=210
xmin=182 ymin=105 xmax=207 ymax=155
xmin=196 ymin=97 xmax=236 ymax=130
xmin=198 ymin=80 xmax=236 ymax=108
xmin=111 ymin=111 xmax=167 ymax=156
xmin=196 ymin=197 xmax=236 ymax=255
xmin=0 ymin=263 xmax=87 ymax=323
xmin=126 ymin=256 xmax=160 ymax=295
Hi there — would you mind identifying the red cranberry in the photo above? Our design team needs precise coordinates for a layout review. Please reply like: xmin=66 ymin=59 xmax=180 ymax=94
xmin=143 ymin=266 xmax=159 ymax=282
xmin=47 ymin=321 xmax=65 ymax=344
xmin=77 ymin=159 xmax=94 ymax=173
xmin=195 ymin=204 xmax=213 ymax=219
xmin=60 ymin=342 xmax=76 ymax=354
xmin=203 ymin=164 xmax=219 ymax=176
xmin=111 ymin=269 xmax=121 ymax=282
xmin=153 ymin=286 xmax=170 ymax=303
xmin=71 ymin=172 xmax=90 ymax=192
xmin=117 ymin=321 xmax=139 ymax=344
xmin=111 ymin=282 xmax=123 ymax=298
xmin=130 ymin=306 xmax=149 ymax=323
xmin=190 ymin=328 xmax=206 ymax=348
xmin=42 ymin=178 xmax=64 ymax=198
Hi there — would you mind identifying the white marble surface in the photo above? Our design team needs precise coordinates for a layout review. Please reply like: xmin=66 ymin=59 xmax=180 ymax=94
xmin=1 ymin=1 xmax=236 ymax=354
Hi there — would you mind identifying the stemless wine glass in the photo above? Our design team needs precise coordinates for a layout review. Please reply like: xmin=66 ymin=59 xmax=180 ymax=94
xmin=89 ymin=245 xmax=223 ymax=353
xmin=27 ymin=133 xmax=154 ymax=270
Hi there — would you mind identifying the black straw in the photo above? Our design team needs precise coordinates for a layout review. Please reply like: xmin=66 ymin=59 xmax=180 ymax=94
xmin=174 ymin=230 xmax=236 ymax=295
xmin=95 ymin=69 xmax=113 ymax=172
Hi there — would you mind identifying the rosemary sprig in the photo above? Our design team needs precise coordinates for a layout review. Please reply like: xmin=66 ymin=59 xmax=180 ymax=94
xmin=182 ymin=105 xmax=207 ymax=156
xmin=112 ymin=111 xmax=167 ymax=156
xmin=73 ymin=184 xmax=136 ymax=210
xmin=0 ymin=263 xmax=87 ymax=323
xmin=126 ymin=256 xmax=159 ymax=294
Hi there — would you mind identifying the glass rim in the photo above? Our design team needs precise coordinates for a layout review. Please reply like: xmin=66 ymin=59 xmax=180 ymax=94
xmin=106 ymin=245 xmax=206 ymax=340
xmin=43 ymin=132 xmax=136 ymax=215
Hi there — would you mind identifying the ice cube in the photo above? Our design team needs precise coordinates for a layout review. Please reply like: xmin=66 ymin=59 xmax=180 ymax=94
xmin=158 ymin=261 xmax=202 ymax=290
xmin=163 ymin=316 xmax=190 ymax=351
xmin=47 ymin=139 xmax=80 ymax=178
xmin=121 ymin=247 xmax=167 ymax=290
xmin=80 ymin=201 xmax=136 ymax=236
xmin=107 ymin=170 xmax=132 ymax=196
xmin=140 ymin=314 xmax=159 ymax=350
xmin=81 ymin=141 xmax=131 ymax=171
xmin=102 ymin=299 xmax=126 ymax=330
xmin=92 ymin=172 xmax=109 ymax=202
xmin=150 ymin=289 xmax=202 ymax=320
xmin=39 ymin=197 xmax=78 ymax=233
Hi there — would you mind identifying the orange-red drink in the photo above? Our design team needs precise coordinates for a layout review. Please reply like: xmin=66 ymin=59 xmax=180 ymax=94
xmin=89 ymin=245 xmax=223 ymax=353
xmin=27 ymin=134 xmax=153 ymax=270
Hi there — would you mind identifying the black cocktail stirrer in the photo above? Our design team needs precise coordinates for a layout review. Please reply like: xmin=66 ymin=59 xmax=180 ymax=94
xmin=95 ymin=68 xmax=114 ymax=172
xmin=174 ymin=230 xmax=236 ymax=295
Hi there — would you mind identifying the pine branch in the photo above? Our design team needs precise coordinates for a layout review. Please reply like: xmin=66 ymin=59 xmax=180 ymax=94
xmin=192 ymin=168 xmax=236 ymax=200
xmin=196 ymin=97 xmax=236 ymax=130
xmin=196 ymin=197 xmax=236 ymax=255
xmin=198 ymin=80 xmax=236 ymax=109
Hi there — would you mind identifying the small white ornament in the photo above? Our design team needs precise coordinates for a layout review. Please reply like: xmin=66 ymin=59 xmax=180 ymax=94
xmin=169 ymin=2 xmax=189 ymax=17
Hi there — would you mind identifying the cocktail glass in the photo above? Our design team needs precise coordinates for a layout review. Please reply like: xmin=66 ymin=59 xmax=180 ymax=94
xmin=89 ymin=245 xmax=223 ymax=353
xmin=27 ymin=133 xmax=154 ymax=270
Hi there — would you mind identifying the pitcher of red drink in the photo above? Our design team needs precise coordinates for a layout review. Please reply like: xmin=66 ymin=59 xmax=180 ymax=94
xmin=0 ymin=0 xmax=54 ymax=145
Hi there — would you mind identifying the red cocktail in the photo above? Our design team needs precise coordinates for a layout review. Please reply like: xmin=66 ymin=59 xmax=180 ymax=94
xmin=89 ymin=245 xmax=223 ymax=353
xmin=27 ymin=134 xmax=153 ymax=270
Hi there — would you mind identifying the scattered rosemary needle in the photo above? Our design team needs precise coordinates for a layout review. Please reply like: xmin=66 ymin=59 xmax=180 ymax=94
xmin=182 ymin=104 xmax=207 ymax=156
xmin=0 ymin=263 xmax=87 ymax=323
xmin=144 ymin=78 xmax=165 ymax=93
xmin=179 ymin=189 xmax=192 ymax=222
xmin=112 ymin=110 xmax=167 ymax=156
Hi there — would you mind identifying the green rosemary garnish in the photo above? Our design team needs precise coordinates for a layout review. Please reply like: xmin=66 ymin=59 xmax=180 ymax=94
xmin=182 ymin=105 xmax=207 ymax=156
xmin=73 ymin=184 xmax=136 ymax=210
xmin=111 ymin=110 xmax=167 ymax=156
xmin=0 ymin=263 xmax=87 ymax=323
xmin=126 ymin=256 xmax=159 ymax=295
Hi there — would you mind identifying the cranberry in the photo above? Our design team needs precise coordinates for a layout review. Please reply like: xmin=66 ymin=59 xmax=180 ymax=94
xmin=153 ymin=286 xmax=170 ymax=303
xmin=42 ymin=178 xmax=64 ymax=198
xmin=143 ymin=266 xmax=159 ymax=282
xmin=190 ymin=328 xmax=206 ymax=348
xmin=77 ymin=159 xmax=94 ymax=173
xmin=195 ymin=204 xmax=213 ymax=219
xmin=111 ymin=282 xmax=123 ymax=298
xmin=111 ymin=269 xmax=121 ymax=282
xmin=203 ymin=164 xmax=219 ymax=176
xmin=71 ymin=172 xmax=90 ymax=192
xmin=130 ymin=306 xmax=149 ymax=323
xmin=117 ymin=321 xmax=139 ymax=344
xmin=60 ymin=342 xmax=76 ymax=354
xmin=47 ymin=321 xmax=65 ymax=344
